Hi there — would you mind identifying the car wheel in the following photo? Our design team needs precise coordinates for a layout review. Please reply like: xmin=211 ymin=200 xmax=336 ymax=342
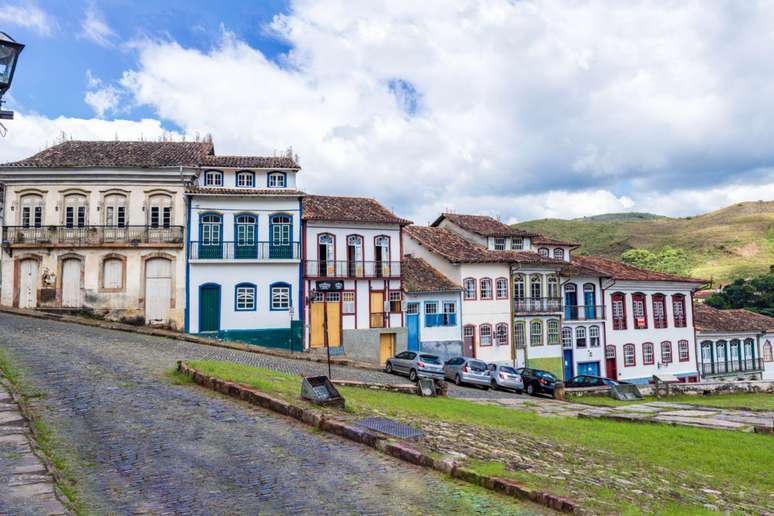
xmin=385 ymin=362 xmax=393 ymax=374
xmin=526 ymin=383 xmax=534 ymax=396
xmin=409 ymin=369 xmax=418 ymax=382
xmin=516 ymin=389 xmax=524 ymax=395
xmin=491 ymin=379 xmax=498 ymax=390
xmin=455 ymin=374 xmax=462 ymax=386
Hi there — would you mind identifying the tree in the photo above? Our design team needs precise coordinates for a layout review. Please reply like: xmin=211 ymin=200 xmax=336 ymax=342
xmin=621 ymin=246 xmax=690 ymax=276
xmin=706 ymin=269 xmax=774 ymax=317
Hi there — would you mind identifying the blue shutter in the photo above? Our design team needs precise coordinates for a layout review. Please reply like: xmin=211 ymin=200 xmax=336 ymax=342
xmin=448 ymin=313 xmax=457 ymax=326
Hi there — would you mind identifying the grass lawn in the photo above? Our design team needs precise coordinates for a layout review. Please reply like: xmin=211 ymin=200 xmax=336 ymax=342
xmin=568 ymin=392 xmax=774 ymax=411
xmin=186 ymin=360 xmax=774 ymax=515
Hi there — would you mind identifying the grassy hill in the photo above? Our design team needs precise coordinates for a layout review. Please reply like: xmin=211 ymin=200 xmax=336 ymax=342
xmin=513 ymin=201 xmax=774 ymax=285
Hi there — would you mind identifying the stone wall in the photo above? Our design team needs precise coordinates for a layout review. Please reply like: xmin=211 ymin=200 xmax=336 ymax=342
xmin=342 ymin=327 xmax=408 ymax=364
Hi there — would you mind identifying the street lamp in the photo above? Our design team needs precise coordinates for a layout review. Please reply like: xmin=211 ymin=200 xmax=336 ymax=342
xmin=0 ymin=32 xmax=25 ymax=120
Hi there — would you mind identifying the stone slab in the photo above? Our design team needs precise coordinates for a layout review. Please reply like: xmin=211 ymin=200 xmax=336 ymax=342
xmin=660 ymin=409 xmax=720 ymax=417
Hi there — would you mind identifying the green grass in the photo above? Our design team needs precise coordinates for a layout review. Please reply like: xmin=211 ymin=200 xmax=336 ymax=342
xmin=570 ymin=392 xmax=774 ymax=410
xmin=187 ymin=360 xmax=774 ymax=514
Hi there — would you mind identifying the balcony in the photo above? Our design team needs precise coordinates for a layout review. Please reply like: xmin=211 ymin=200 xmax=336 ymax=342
xmin=700 ymin=358 xmax=764 ymax=377
xmin=2 ymin=225 xmax=184 ymax=248
xmin=513 ymin=297 xmax=562 ymax=314
xmin=563 ymin=304 xmax=606 ymax=321
xmin=304 ymin=260 xmax=401 ymax=279
xmin=189 ymin=241 xmax=300 ymax=261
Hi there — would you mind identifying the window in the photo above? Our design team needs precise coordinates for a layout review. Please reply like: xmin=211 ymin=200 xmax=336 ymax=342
xmin=102 ymin=258 xmax=123 ymax=289
xmin=494 ymin=238 xmax=506 ymax=250
xmin=235 ymin=214 xmax=257 ymax=249
xmin=612 ymin=293 xmax=627 ymax=330
xmin=388 ymin=291 xmax=401 ymax=313
xmin=235 ymin=283 xmax=256 ymax=311
xmin=642 ymin=342 xmax=654 ymax=365
xmin=652 ymin=294 xmax=667 ymax=328
xmin=346 ymin=235 xmax=363 ymax=276
xmin=661 ymin=341 xmax=672 ymax=364
xmin=205 ymin=170 xmax=223 ymax=186
xmin=480 ymin=278 xmax=493 ymax=299
xmin=464 ymin=325 xmax=475 ymax=341
xmin=324 ymin=291 xmax=341 ymax=303
xmin=511 ymin=237 xmax=523 ymax=250
xmin=270 ymin=214 xmax=293 ymax=258
xmin=406 ymin=302 xmax=418 ymax=314
xmin=605 ymin=345 xmax=616 ymax=359
xmin=64 ymin=194 xmax=87 ymax=228
xmin=553 ymin=248 xmax=564 ymax=260
xmin=514 ymin=322 xmax=526 ymax=348
xmin=463 ymin=278 xmax=476 ymax=300
xmin=547 ymin=276 xmax=558 ymax=298
xmin=424 ymin=301 xmax=439 ymax=327
xmin=104 ymin=194 xmax=127 ymax=227
xmin=201 ymin=213 xmax=222 ymax=244
xmin=678 ymin=339 xmax=690 ymax=362
xmin=561 ymin=327 xmax=573 ymax=348
xmin=267 ymin=172 xmax=287 ymax=188
xmin=623 ymin=343 xmax=636 ymax=367
xmin=148 ymin=194 xmax=172 ymax=228
xmin=441 ymin=301 xmax=457 ymax=326
xmin=479 ymin=324 xmax=493 ymax=346
xmin=20 ymin=194 xmax=44 ymax=228
xmin=576 ymin=326 xmax=587 ymax=348
xmin=495 ymin=278 xmax=508 ymax=299
xmin=589 ymin=325 xmax=600 ymax=347
xmin=236 ymin=171 xmax=255 ymax=188
xmin=530 ymin=275 xmax=542 ymax=299
xmin=632 ymin=293 xmax=647 ymax=329
xmin=270 ymin=283 xmax=291 ymax=310
xmin=538 ymin=247 xmax=549 ymax=257
xmin=672 ymin=295 xmax=686 ymax=327
xmin=343 ymin=291 xmax=356 ymax=314
xmin=764 ymin=340 xmax=773 ymax=362
xmin=530 ymin=320 xmax=543 ymax=346
xmin=374 ymin=236 xmax=390 ymax=277
xmin=547 ymin=319 xmax=559 ymax=345
xmin=513 ymin=274 xmax=525 ymax=300
xmin=495 ymin=323 xmax=508 ymax=346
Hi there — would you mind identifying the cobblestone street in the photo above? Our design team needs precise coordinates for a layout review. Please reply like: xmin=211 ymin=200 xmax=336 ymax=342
xmin=0 ymin=313 xmax=537 ymax=514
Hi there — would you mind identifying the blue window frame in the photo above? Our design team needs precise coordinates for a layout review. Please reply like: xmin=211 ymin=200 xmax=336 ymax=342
xmin=269 ymin=213 xmax=293 ymax=258
xmin=234 ymin=213 xmax=258 ymax=259
xmin=204 ymin=170 xmax=223 ymax=187
xmin=425 ymin=300 xmax=456 ymax=327
xmin=270 ymin=282 xmax=292 ymax=311
xmin=198 ymin=212 xmax=223 ymax=259
xmin=267 ymin=171 xmax=287 ymax=188
xmin=235 ymin=283 xmax=257 ymax=311
xmin=236 ymin=171 xmax=255 ymax=188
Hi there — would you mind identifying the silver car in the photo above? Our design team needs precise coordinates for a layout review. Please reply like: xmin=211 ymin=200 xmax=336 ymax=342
xmin=488 ymin=363 xmax=524 ymax=393
xmin=385 ymin=351 xmax=445 ymax=382
xmin=443 ymin=357 xmax=490 ymax=389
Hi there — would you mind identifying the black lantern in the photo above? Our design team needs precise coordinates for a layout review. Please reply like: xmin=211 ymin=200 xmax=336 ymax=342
xmin=0 ymin=32 xmax=24 ymax=120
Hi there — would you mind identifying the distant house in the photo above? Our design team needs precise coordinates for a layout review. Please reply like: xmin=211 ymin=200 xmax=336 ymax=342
xmin=694 ymin=304 xmax=774 ymax=381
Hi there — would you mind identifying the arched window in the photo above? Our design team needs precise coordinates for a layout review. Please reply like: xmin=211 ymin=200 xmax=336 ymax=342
xmin=101 ymin=257 xmax=124 ymax=290
xmin=270 ymin=214 xmax=293 ymax=258
xmin=678 ymin=339 xmax=690 ymax=362
xmin=346 ymin=235 xmax=364 ymax=277
xmin=716 ymin=340 xmax=728 ymax=371
xmin=495 ymin=323 xmax=508 ymax=346
xmin=463 ymin=278 xmax=476 ymax=300
xmin=269 ymin=282 xmax=291 ymax=310
xmin=104 ymin=193 xmax=127 ymax=227
xmin=204 ymin=170 xmax=223 ymax=187
xmin=575 ymin=326 xmax=587 ymax=348
xmin=589 ymin=325 xmax=600 ymax=347
xmin=547 ymin=319 xmax=559 ymax=345
xmin=530 ymin=320 xmax=543 ymax=346
xmin=235 ymin=282 xmax=257 ymax=311
xmin=611 ymin=292 xmax=627 ymax=330
xmin=672 ymin=294 xmax=686 ymax=327
xmin=148 ymin=194 xmax=173 ymax=228
xmin=63 ymin=193 xmax=88 ymax=227
xmin=267 ymin=171 xmax=287 ymax=188
xmin=700 ymin=341 xmax=714 ymax=374
xmin=605 ymin=345 xmax=616 ymax=359
xmin=538 ymin=247 xmax=549 ymax=257
xmin=661 ymin=341 xmax=672 ymax=364
xmin=199 ymin=213 xmax=223 ymax=259
xmin=583 ymin=283 xmax=596 ymax=319
xmin=632 ymin=293 xmax=648 ymax=329
xmin=547 ymin=276 xmax=559 ymax=298
xmin=553 ymin=248 xmax=564 ymax=260
xmin=623 ymin=343 xmax=636 ymax=367
xmin=495 ymin=277 xmax=508 ymax=299
xmin=729 ymin=339 xmax=740 ymax=369
xmin=561 ymin=327 xmax=573 ymax=348
xmin=236 ymin=171 xmax=255 ymax=188
xmin=652 ymin=294 xmax=667 ymax=328
xmin=479 ymin=278 xmax=493 ymax=299
xmin=19 ymin=193 xmax=44 ymax=228
xmin=375 ymin=235 xmax=391 ymax=277
xmin=744 ymin=338 xmax=756 ymax=365
xmin=514 ymin=321 xmax=525 ymax=348
xmin=513 ymin=274 xmax=525 ymax=300
xmin=479 ymin=324 xmax=493 ymax=346
xmin=235 ymin=214 xmax=257 ymax=258
xmin=317 ymin=233 xmax=335 ymax=276
xmin=642 ymin=342 xmax=654 ymax=365
xmin=530 ymin=275 xmax=542 ymax=299
xmin=764 ymin=340 xmax=773 ymax=362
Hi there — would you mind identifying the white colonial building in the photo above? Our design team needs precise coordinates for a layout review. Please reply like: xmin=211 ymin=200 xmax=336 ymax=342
xmin=185 ymin=154 xmax=303 ymax=350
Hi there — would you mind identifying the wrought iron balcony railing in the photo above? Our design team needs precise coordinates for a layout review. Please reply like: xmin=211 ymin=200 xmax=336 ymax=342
xmin=304 ymin=260 xmax=401 ymax=279
xmin=2 ymin=225 xmax=184 ymax=246
xmin=700 ymin=358 xmax=764 ymax=376
xmin=189 ymin=241 xmax=300 ymax=260
xmin=513 ymin=297 xmax=562 ymax=314
xmin=562 ymin=304 xmax=606 ymax=321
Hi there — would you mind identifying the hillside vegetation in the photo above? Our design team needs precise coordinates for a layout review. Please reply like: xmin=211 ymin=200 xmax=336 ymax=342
xmin=513 ymin=201 xmax=774 ymax=285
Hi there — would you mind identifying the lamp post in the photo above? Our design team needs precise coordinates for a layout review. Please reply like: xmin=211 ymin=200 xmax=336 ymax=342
xmin=0 ymin=32 xmax=25 ymax=120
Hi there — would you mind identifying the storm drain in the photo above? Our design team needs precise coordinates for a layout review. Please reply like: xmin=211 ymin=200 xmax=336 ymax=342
xmin=355 ymin=417 xmax=425 ymax=439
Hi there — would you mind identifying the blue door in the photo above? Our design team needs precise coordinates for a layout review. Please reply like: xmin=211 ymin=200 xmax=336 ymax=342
xmin=563 ymin=349 xmax=573 ymax=381
xmin=564 ymin=288 xmax=577 ymax=320
xmin=578 ymin=361 xmax=600 ymax=376
xmin=584 ymin=285 xmax=596 ymax=319
xmin=407 ymin=303 xmax=420 ymax=352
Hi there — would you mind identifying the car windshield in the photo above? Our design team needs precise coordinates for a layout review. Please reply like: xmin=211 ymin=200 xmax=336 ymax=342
xmin=500 ymin=366 xmax=517 ymax=374
xmin=419 ymin=354 xmax=441 ymax=364
xmin=536 ymin=371 xmax=556 ymax=381
xmin=468 ymin=360 xmax=487 ymax=371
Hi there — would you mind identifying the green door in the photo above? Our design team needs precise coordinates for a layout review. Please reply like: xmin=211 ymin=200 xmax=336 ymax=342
xmin=199 ymin=284 xmax=220 ymax=332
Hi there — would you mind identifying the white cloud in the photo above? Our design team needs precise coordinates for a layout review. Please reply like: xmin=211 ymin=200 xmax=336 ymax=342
xmin=0 ymin=3 xmax=55 ymax=36
xmin=84 ymin=86 xmax=121 ymax=118
xmin=80 ymin=3 xmax=117 ymax=47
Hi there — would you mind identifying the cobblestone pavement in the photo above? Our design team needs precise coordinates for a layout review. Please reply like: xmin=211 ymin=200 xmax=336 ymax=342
xmin=0 ymin=313 xmax=540 ymax=515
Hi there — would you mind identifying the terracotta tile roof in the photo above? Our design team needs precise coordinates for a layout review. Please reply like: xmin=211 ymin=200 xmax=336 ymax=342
xmin=695 ymin=304 xmax=774 ymax=332
xmin=302 ymin=195 xmax=412 ymax=225
xmin=432 ymin=213 xmax=538 ymax=238
xmin=533 ymin=235 xmax=579 ymax=247
xmin=1 ymin=140 xmax=214 ymax=168
xmin=402 ymin=255 xmax=460 ymax=293
xmin=405 ymin=226 xmax=565 ymax=265
xmin=201 ymin=155 xmax=299 ymax=169
xmin=186 ymin=186 xmax=304 ymax=196
xmin=571 ymin=255 xmax=706 ymax=283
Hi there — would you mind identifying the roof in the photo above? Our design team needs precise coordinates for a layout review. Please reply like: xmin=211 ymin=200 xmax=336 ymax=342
xmin=571 ymin=255 xmax=706 ymax=283
xmin=186 ymin=186 xmax=304 ymax=197
xmin=695 ymin=304 xmax=774 ymax=333
xmin=432 ymin=213 xmax=537 ymax=238
xmin=302 ymin=195 xmax=412 ymax=226
xmin=402 ymin=256 xmax=460 ymax=293
xmin=533 ymin=235 xmax=579 ymax=248
xmin=201 ymin=155 xmax=299 ymax=169
xmin=405 ymin=226 xmax=565 ymax=265
xmin=1 ymin=140 xmax=214 ymax=168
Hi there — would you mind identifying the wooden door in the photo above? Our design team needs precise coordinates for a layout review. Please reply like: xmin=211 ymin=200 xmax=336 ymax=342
xmin=61 ymin=259 xmax=82 ymax=307
xmin=310 ymin=300 xmax=341 ymax=347
xmin=379 ymin=333 xmax=395 ymax=366
xmin=463 ymin=325 xmax=475 ymax=357
xmin=145 ymin=258 xmax=171 ymax=324
xmin=199 ymin=284 xmax=220 ymax=332
xmin=19 ymin=259 xmax=38 ymax=308
xmin=605 ymin=345 xmax=617 ymax=380
xmin=370 ymin=291 xmax=385 ymax=328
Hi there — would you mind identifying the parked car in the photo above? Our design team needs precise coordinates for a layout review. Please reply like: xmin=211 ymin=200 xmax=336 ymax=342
xmin=564 ymin=375 xmax=624 ymax=388
xmin=385 ymin=351 xmax=444 ymax=381
xmin=488 ymin=363 xmax=524 ymax=393
xmin=443 ymin=357 xmax=490 ymax=389
xmin=515 ymin=367 xmax=557 ymax=397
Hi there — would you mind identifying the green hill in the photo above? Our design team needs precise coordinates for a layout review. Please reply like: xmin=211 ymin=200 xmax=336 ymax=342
xmin=512 ymin=201 xmax=774 ymax=285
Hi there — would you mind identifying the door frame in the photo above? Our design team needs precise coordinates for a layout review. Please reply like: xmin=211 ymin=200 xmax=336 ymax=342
xmin=140 ymin=253 xmax=177 ymax=312
xmin=58 ymin=255 xmax=84 ymax=307
xmin=605 ymin=345 xmax=617 ymax=379
xmin=563 ymin=348 xmax=574 ymax=380
xmin=14 ymin=254 xmax=42 ymax=308
xmin=406 ymin=302 xmax=420 ymax=352
xmin=198 ymin=282 xmax=221 ymax=333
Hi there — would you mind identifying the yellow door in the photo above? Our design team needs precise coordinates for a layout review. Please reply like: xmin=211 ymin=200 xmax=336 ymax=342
xmin=310 ymin=302 xmax=325 ymax=348
xmin=326 ymin=301 xmax=341 ymax=347
xmin=310 ymin=301 xmax=341 ymax=348
xmin=379 ymin=333 xmax=395 ymax=366
xmin=370 ymin=291 xmax=385 ymax=328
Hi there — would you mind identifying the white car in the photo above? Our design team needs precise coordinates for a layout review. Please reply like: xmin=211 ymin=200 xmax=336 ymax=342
xmin=488 ymin=363 xmax=524 ymax=393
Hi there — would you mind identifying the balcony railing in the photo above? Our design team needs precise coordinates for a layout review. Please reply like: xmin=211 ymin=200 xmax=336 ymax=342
xmin=2 ymin=225 xmax=184 ymax=246
xmin=189 ymin=241 xmax=300 ymax=260
xmin=304 ymin=260 xmax=401 ymax=279
xmin=563 ymin=305 xmax=606 ymax=321
xmin=700 ymin=358 xmax=764 ymax=376
xmin=514 ymin=297 xmax=562 ymax=314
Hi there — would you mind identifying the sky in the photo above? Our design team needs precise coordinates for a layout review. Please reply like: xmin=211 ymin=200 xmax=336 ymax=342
xmin=1 ymin=0 xmax=773 ymax=225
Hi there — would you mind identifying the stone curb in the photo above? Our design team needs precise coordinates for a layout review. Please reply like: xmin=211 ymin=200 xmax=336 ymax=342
xmin=577 ymin=411 xmax=772 ymax=435
xmin=177 ymin=361 xmax=581 ymax=514
xmin=0 ymin=306 xmax=383 ymax=372
xmin=330 ymin=379 xmax=418 ymax=394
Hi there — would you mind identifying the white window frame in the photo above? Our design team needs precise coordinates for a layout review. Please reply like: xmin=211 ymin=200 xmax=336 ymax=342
xmin=236 ymin=285 xmax=256 ymax=311
xmin=205 ymin=170 xmax=223 ymax=187
xmin=268 ymin=172 xmax=287 ymax=188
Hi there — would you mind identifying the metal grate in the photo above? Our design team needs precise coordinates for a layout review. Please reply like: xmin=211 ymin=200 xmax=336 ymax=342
xmin=356 ymin=417 xmax=424 ymax=439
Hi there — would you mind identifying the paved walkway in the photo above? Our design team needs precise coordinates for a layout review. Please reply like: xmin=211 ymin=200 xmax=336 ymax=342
xmin=0 ymin=312 xmax=537 ymax=514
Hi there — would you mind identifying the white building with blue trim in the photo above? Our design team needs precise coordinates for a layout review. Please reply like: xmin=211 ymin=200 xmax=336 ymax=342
xmin=185 ymin=153 xmax=303 ymax=350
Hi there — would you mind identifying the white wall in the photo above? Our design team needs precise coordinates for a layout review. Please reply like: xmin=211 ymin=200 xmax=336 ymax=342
xmin=189 ymin=196 xmax=301 ymax=245
xmin=197 ymin=167 xmax=299 ymax=190
xmin=305 ymin=222 xmax=402 ymax=262
xmin=405 ymin=291 xmax=462 ymax=342
xmin=459 ymin=263 xmax=513 ymax=363
xmin=763 ymin=333 xmax=774 ymax=380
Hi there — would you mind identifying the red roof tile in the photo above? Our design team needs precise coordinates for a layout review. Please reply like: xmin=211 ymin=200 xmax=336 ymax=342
xmin=402 ymin=255 xmax=460 ymax=293
xmin=695 ymin=304 xmax=774 ymax=332
xmin=432 ymin=213 xmax=537 ymax=238
xmin=571 ymin=255 xmax=706 ymax=283
xmin=201 ymin=155 xmax=299 ymax=169
xmin=186 ymin=186 xmax=304 ymax=196
xmin=533 ymin=236 xmax=579 ymax=247
xmin=303 ymin=195 xmax=411 ymax=225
